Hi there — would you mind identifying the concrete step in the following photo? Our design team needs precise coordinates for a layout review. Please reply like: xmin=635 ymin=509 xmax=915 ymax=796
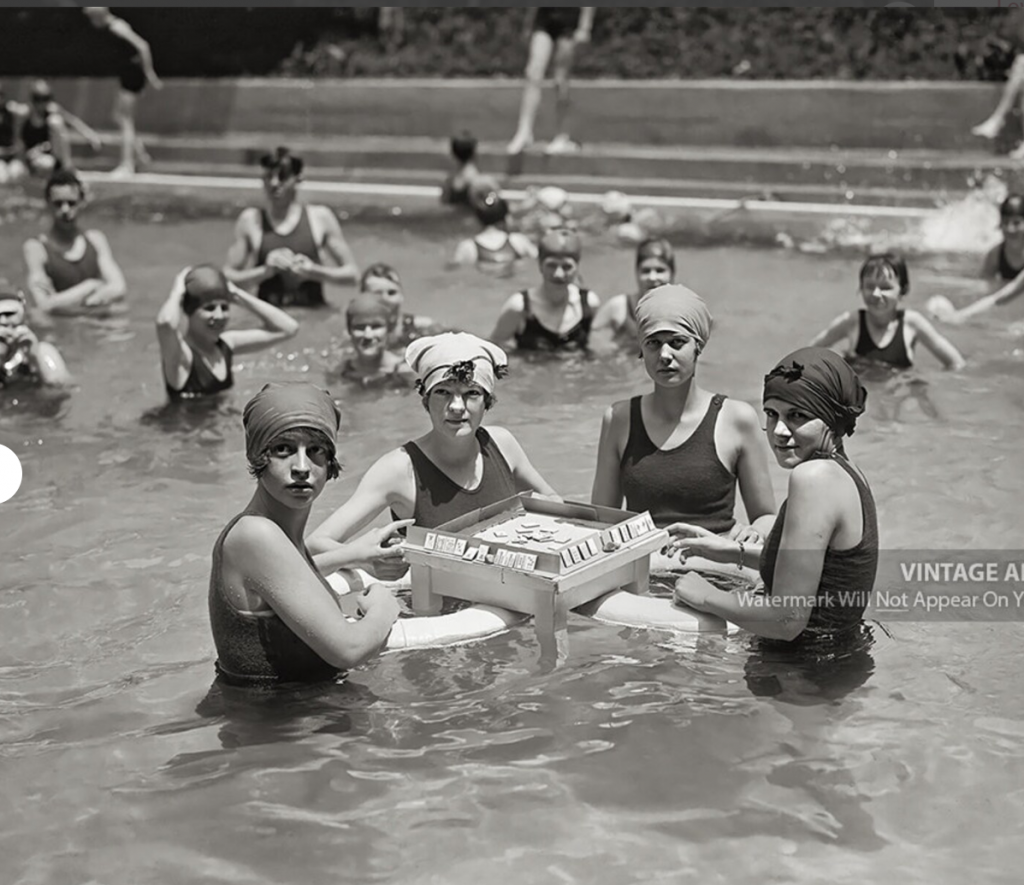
xmin=71 ymin=133 xmax=1006 ymax=208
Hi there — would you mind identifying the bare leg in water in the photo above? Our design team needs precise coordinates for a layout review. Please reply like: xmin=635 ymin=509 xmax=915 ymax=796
xmin=973 ymin=55 xmax=1024 ymax=153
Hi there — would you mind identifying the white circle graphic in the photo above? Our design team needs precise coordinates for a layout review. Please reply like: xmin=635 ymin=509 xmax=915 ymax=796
xmin=0 ymin=444 xmax=24 ymax=504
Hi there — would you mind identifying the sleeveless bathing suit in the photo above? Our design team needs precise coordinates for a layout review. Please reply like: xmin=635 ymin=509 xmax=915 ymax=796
xmin=41 ymin=235 xmax=101 ymax=292
xmin=394 ymin=427 xmax=517 ymax=529
xmin=620 ymin=394 xmax=737 ymax=534
xmin=853 ymin=309 xmax=911 ymax=369
xmin=256 ymin=206 xmax=325 ymax=308
xmin=535 ymin=7 xmax=582 ymax=40
xmin=165 ymin=338 xmax=234 ymax=401
xmin=0 ymin=101 xmax=17 ymax=159
xmin=998 ymin=242 xmax=1024 ymax=281
xmin=102 ymin=23 xmax=147 ymax=93
xmin=21 ymin=111 xmax=52 ymax=153
xmin=208 ymin=512 xmax=343 ymax=686
xmin=474 ymin=233 xmax=519 ymax=268
xmin=514 ymin=288 xmax=594 ymax=352
xmin=759 ymin=454 xmax=879 ymax=648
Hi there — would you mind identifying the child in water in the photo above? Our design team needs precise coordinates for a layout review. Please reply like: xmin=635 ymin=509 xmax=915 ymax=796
xmin=0 ymin=287 xmax=71 ymax=387
xmin=336 ymin=292 xmax=415 ymax=389
xmin=811 ymin=253 xmax=966 ymax=371
xmin=359 ymin=263 xmax=445 ymax=348
xmin=449 ymin=191 xmax=537 ymax=274
xmin=592 ymin=237 xmax=675 ymax=342
xmin=490 ymin=227 xmax=600 ymax=352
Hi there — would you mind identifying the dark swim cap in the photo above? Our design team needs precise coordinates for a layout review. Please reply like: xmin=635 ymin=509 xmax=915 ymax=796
xmin=450 ymin=131 xmax=478 ymax=163
xmin=182 ymin=265 xmax=230 ymax=315
xmin=259 ymin=146 xmax=304 ymax=179
xmin=1001 ymin=194 xmax=1024 ymax=220
xmin=243 ymin=382 xmax=340 ymax=466
xmin=763 ymin=347 xmax=867 ymax=438
xmin=538 ymin=228 xmax=581 ymax=260
xmin=474 ymin=191 xmax=509 ymax=227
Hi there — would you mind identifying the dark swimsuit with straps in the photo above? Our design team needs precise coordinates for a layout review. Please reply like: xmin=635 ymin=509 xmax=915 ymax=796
xmin=513 ymin=288 xmax=594 ymax=352
xmin=853 ymin=309 xmax=911 ymax=369
xmin=166 ymin=339 xmax=234 ymax=401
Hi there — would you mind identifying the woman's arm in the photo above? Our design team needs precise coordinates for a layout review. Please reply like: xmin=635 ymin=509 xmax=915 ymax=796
xmin=730 ymin=400 xmax=776 ymax=526
xmin=950 ymin=268 xmax=1024 ymax=322
xmin=809 ymin=311 xmax=857 ymax=349
xmin=590 ymin=402 xmax=626 ymax=508
xmin=673 ymin=462 xmax=838 ymax=640
xmin=906 ymin=310 xmax=966 ymax=370
xmin=225 ymin=518 xmax=398 ymax=670
xmin=80 ymin=230 xmax=127 ymax=309
xmin=223 ymin=208 xmax=276 ymax=288
xmin=487 ymin=426 xmax=559 ymax=497
xmin=489 ymin=292 xmax=526 ymax=345
xmin=220 ymin=283 xmax=299 ymax=355
xmin=154 ymin=268 xmax=191 ymax=388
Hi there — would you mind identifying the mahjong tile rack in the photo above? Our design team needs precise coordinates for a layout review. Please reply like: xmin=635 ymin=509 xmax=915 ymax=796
xmin=401 ymin=493 xmax=669 ymax=662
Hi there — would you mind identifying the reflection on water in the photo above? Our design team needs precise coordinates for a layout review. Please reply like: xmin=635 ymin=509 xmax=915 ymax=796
xmin=2 ymin=204 xmax=1024 ymax=884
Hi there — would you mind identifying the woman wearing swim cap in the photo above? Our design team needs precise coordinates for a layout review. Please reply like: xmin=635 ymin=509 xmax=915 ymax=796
xmin=337 ymin=291 xmax=414 ymax=388
xmin=490 ymin=228 xmax=600 ymax=352
xmin=672 ymin=348 xmax=878 ymax=647
xmin=209 ymin=382 xmax=403 ymax=686
xmin=156 ymin=264 xmax=298 ymax=401
xmin=932 ymin=194 xmax=1024 ymax=324
xmin=591 ymin=237 xmax=676 ymax=343
xmin=0 ymin=287 xmax=71 ymax=388
xmin=309 ymin=333 xmax=557 ymax=580
xmin=359 ymin=263 xmax=444 ymax=348
xmin=449 ymin=192 xmax=537 ymax=274
xmin=591 ymin=284 xmax=775 ymax=544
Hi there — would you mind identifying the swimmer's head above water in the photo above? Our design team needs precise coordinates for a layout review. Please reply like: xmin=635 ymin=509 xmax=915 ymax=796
xmin=359 ymin=262 xmax=404 ymax=318
xmin=1001 ymin=194 xmax=1024 ymax=236
xmin=635 ymin=238 xmax=675 ymax=293
xmin=450 ymin=131 xmax=478 ymax=164
xmin=0 ymin=285 xmax=27 ymax=328
xmin=45 ymin=169 xmax=86 ymax=225
xmin=473 ymin=192 xmax=509 ymax=228
xmin=858 ymin=252 xmax=909 ymax=297
xmin=406 ymin=332 xmax=508 ymax=410
xmin=181 ymin=264 xmax=231 ymax=316
xmin=243 ymin=381 xmax=342 ymax=481
xmin=259 ymin=146 xmax=304 ymax=198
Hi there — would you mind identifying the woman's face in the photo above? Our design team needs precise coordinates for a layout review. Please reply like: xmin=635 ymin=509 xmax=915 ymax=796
xmin=362 ymin=275 xmax=404 ymax=314
xmin=48 ymin=184 xmax=83 ymax=226
xmin=641 ymin=331 xmax=698 ymax=387
xmin=426 ymin=380 xmax=488 ymax=439
xmin=762 ymin=397 xmax=833 ymax=468
xmin=260 ymin=429 xmax=331 ymax=509
xmin=1002 ymin=214 xmax=1024 ymax=244
xmin=539 ymin=255 xmax=579 ymax=286
xmin=348 ymin=316 xmax=389 ymax=359
xmin=187 ymin=300 xmax=230 ymax=342
xmin=636 ymin=257 xmax=673 ymax=293
xmin=262 ymin=165 xmax=299 ymax=202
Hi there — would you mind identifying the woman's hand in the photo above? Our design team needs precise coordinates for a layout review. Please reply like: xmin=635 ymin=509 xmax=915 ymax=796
xmin=673 ymin=572 xmax=714 ymax=612
xmin=266 ymin=248 xmax=297 ymax=272
xmin=356 ymin=582 xmax=401 ymax=624
xmin=728 ymin=523 xmax=763 ymax=545
xmin=350 ymin=519 xmax=414 ymax=579
xmin=663 ymin=522 xmax=740 ymax=564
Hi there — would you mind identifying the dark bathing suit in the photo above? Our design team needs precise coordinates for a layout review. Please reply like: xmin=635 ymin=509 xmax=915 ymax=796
xmin=620 ymin=394 xmax=737 ymax=535
xmin=41 ymin=235 xmax=101 ymax=291
xmin=394 ymin=427 xmax=517 ymax=529
xmin=0 ymin=101 xmax=17 ymax=160
xmin=256 ymin=207 xmax=326 ymax=308
xmin=997 ymin=242 xmax=1024 ymax=281
xmin=535 ymin=7 xmax=581 ymax=40
xmin=853 ymin=309 xmax=911 ymax=369
xmin=758 ymin=454 xmax=878 ymax=649
xmin=514 ymin=288 xmax=594 ymax=352
xmin=165 ymin=339 xmax=234 ymax=401
xmin=21 ymin=111 xmax=52 ymax=154
xmin=101 ymin=24 xmax=147 ymax=93
xmin=209 ymin=512 xmax=342 ymax=686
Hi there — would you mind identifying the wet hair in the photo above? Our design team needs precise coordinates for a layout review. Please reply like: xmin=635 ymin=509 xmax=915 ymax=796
xmin=1000 ymin=194 xmax=1024 ymax=222
xmin=259 ymin=146 xmax=304 ymax=179
xmin=450 ymin=131 xmax=478 ymax=163
xmin=473 ymin=191 xmax=509 ymax=227
xmin=858 ymin=252 xmax=909 ymax=296
xmin=359 ymin=262 xmax=402 ymax=290
xmin=44 ymin=168 xmax=85 ymax=202
xmin=247 ymin=427 xmax=341 ymax=481
xmin=538 ymin=227 xmax=581 ymax=261
xmin=635 ymin=237 xmax=675 ymax=273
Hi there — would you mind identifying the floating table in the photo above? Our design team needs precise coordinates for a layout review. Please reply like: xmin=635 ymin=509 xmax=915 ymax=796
xmin=401 ymin=494 xmax=669 ymax=662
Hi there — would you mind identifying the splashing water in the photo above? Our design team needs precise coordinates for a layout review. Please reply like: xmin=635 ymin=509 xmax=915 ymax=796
xmin=916 ymin=177 xmax=1004 ymax=256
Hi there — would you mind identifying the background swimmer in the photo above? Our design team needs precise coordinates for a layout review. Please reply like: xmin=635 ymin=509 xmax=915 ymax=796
xmin=490 ymin=227 xmax=599 ymax=352
xmin=224 ymin=147 xmax=359 ymax=308
xmin=18 ymin=80 xmax=101 ymax=178
xmin=359 ymin=262 xmax=446 ymax=348
xmin=156 ymin=264 xmax=298 ymax=401
xmin=440 ymin=130 xmax=482 ymax=206
xmin=449 ymin=192 xmax=537 ymax=275
xmin=336 ymin=292 xmax=415 ymax=389
xmin=591 ymin=237 xmax=675 ymax=343
xmin=23 ymin=169 xmax=126 ymax=318
xmin=811 ymin=252 xmax=965 ymax=371
xmin=0 ymin=287 xmax=71 ymax=387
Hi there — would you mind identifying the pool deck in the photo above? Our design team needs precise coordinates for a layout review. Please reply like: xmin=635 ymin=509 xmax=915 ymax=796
xmin=5 ymin=76 xmax=1017 ymax=248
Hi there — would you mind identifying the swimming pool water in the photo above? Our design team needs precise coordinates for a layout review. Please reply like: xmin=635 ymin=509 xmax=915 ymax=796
xmin=1 ymin=195 xmax=1023 ymax=885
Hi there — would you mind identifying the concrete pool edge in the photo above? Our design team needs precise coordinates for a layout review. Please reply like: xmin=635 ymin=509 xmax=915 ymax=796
xmin=77 ymin=170 xmax=946 ymax=254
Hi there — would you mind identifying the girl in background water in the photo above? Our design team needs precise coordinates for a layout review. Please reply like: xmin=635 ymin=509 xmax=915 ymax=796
xmin=359 ymin=262 xmax=445 ymax=348
xmin=592 ymin=237 xmax=675 ymax=343
xmin=449 ymin=192 xmax=537 ymax=276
